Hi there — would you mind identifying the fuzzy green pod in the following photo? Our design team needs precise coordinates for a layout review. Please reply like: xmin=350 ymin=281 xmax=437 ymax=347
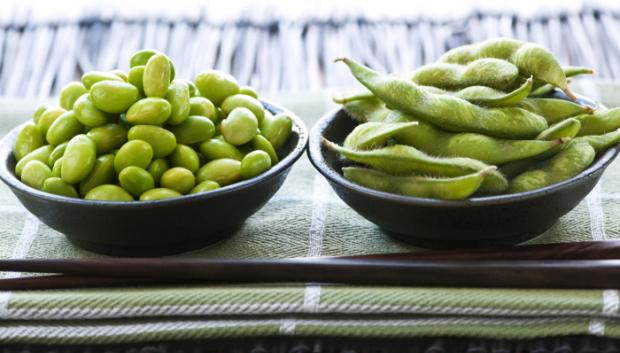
xmin=338 ymin=57 xmax=547 ymax=139
xmin=14 ymin=123 xmax=45 ymax=161
xmin=343 ymin=166 xmax=492 ymax=200
xmin=436 ymin=77 xmax=532 ymax=108
xmin=508 ymin=140 xmax=595 ymax=193
xmin=324 ymin=140 xmax=508 ymax=194
xmin=411 ymin=58 xmax=519 ymax=90
xmin=575 ymin=108 xmax=620 ymax=136
xmin=517 ymin=98 xmax=592 ymax=124
xmin=576 ymin=129 xmax=620 ymax=153
xmin=338 ymin=95 xmax=391 ymax=123
xmin=343 ymin=122 xmax=418 ymax=150
xmin=536 ymin=118 xmax=582 ymax=140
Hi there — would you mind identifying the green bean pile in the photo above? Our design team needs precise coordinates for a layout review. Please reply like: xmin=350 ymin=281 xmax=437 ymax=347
xmin=13 ymin=49 xmax=293 ymax=201
xmin=328 ymin=38 xmax=620 ymax=200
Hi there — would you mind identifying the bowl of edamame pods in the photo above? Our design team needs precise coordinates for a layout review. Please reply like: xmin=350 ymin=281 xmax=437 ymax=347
xmin=0 ymin=49 xmax=308 ymax=256
xmin=309 ymin=38 xmax=620 ymax=248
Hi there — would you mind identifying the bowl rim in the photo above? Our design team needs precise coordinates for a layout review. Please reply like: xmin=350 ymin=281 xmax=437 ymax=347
xmin=0 ymin=99 xmax=308 ymax=208
xmin=308 ymin=107 xmax=620 ymax=207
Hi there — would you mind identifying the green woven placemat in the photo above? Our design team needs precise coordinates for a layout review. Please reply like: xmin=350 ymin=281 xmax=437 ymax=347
xmin=0 ymin=83 xmax=620 ymax=344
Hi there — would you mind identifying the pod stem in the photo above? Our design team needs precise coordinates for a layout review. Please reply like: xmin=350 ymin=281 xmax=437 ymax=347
xmin=479 ymin=166 xmax=498 ymax=176
xmin=563 ymin=86 xmax=578 ymax=101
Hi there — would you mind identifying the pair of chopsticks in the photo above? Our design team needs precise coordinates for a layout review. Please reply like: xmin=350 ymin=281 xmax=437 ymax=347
xmin=2 ymin=240 xmax=620 ymax=290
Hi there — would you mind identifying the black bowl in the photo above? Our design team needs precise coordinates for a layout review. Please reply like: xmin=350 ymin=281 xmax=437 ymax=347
xmin=0 ymin=100 xmax=308 ymax=256
xmin=308 ymin=100 xmax=620 ymax=249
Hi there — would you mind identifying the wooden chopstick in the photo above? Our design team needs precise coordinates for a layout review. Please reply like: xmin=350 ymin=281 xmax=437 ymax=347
xmin=2 ymin=258 xmax=620 ymax=290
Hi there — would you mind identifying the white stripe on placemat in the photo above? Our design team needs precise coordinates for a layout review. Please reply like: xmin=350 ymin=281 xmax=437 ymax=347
xmin=0 ymin=213 xmax=39 ymax=319
xmin=587 ymin=182 xmax=607 ymax=241
xmin=589 ymin=290 xmax=619 ymax=336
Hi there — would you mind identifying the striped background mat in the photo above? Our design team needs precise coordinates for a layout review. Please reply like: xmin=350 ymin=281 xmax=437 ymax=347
xmin=0 ymin=1 xmax=620 ymax=97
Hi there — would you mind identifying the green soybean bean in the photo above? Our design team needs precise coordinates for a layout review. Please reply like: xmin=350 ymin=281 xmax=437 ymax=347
xmin=343 ymin=166 xmax=492 ymax=200
xmin=85 ymin=184 xmax=133 ymax=201
xmin=221 ymin=94 xmax=265 ymax=123
xmin=576 ymin=129 xmax=620 ymax=153
xmin=238 ymin=86 xmax=258 ymax=99
xmin=143 ymin=54 xmax=171 ymax=98
xmin=86 ymin=123 xmax=128 ymax=154
xmin=175 ymin=79 xmax=197 ymax=96
xmin=165 ymin=80 xmax=191 ymax=125
xmin=73 ymin=93 xmax=110 ymax=127
xmin=32 ymin=105 xmax=47 ymax=124
xmin=79 ymin=154 xmax=115 ymax=196
xmin=196 ymin=158 xmax=241 ymax=186
xmin=51 ymin=157 xmax=63 ymax=177
xmin=147 ymin=158 xmax=169 ymax=185
xmin=61 ymin=134 xmax=96 ymax=184
xmin=195 ymin=69 xmax=240 ymax=106
xmin=48 ymin=142 xmax=68 ymax=167
xmin=139 ymin=188 xmax=181 ymax=201
xmin=240 ymin=150 xmax=272 ymax=179
xmin=114 ymin=140 xmax=153 ymax=174
xmin=37 ymin=107 xmax=66 ymax=136
xmin=169 ymin=144 xmax=200 ymax=173
xmin=536 ymin=118 xmax=582 ymax=140
xmin=508 ymin=140 xmax=595 ymax=193
xmin=46 ymin=111 xmax=84 ymax=146
xmin=14 ymin=123 xmax=44 ymax=161
xmin=221 ymin=108 xmax=258 ymax=145
xmin=128 ymin=65 xmax=146 ymax=96
xmin=343 ymin=122 xmax=418 ymax=150
xmin=128 ymin=125 xmax=177 ymax=158
xmin=575 ymin=108 xmax=620 ymax=136
xmin=15 ymin=145 xmax=52 ymax=177
xmin=388 ymin=110 xmax=561 ymax=165
xmin=110 ymin=70 xmax=128 ymax=81
xmin=411 ymin=58 xmax=519 ymax=90
xmin=252 ymin=135 xmax=278 ymax=164
xmin=160 ymin=167 xmax=195 ymax=194
xmin=338 ymin=58 xmax=548 ymax=139
xmin=126 ymin=97 xmax=172 ymax=125
xmin=169 ymin=115 xmax=215 ymax=145
xmin=90 ymin=81 xmax=139 ymax=113
xmin=199 ymin=138 xmax=243 ymax=161
xmin=130 ymin=49 xmax=175 ymax=80
xmin=517 ymin=98 xmax=592 ymax=124
xmin=190 ymin=180 xmax=220 ymax=194
xmin=42 ymin=177 xmax=78 ymax=198
xmin=260 ymin=112 xmax=293 ymax=149
xmin=119 ymin=166 xmax=155 ymax=197
xmin=20 ymin=160 xmax=52 ymax=190
xmin=189 ymin=96 xmax=218 ymax=122
xmin=324 ymin=140 xmax=508 ymax=194
xmin=81 ymin=71 xmax=123 ymax=89
xmin=438 ymin=38 xmax=574 ymax=99
xmin=59 ymin=82 xmax=88 ymax=110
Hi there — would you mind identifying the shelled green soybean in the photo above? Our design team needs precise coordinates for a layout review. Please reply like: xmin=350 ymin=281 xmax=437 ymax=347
xmin=329 ymin=38 xmax=620 ymax=200
xmin=13 ymin=50 xmax=293 ymax=201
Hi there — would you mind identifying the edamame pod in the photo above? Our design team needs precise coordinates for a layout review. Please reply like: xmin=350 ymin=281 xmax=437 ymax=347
xmin=343 ymin=166 xmax=493 ymax=200
xmin=126 ymin=97 xmax=172 ymax=125
xmin=61 ymin=134 xmax=97 ymax=184
xmin=73 ymin=93 xmax=111 ymax=127
xmin=20 ymin=160 xmax=52 ymax=190
xmin=517 ymin=98 xmax=592 ymax=124
xmin=46 ymin=111 xmax=84 ymax=146
xmin=339 ymin=96 xmax=391 ymax=123
xmin=440 ymin=77 xmax=533 ymax=108
xmin=575 ymin=108 xmax=620 ymax=136
xmin=438 ymin=38 xmax=574 ymax=99
xmin=411 ymin=58 xmax=519 ymax=90
xmin=388 ymin=111 xmax=560 ymax=165
xmin=324 ymin=140 xmax=508 ymax=194
xmin=143 ymin=54 xmax=171 ymax=98
xmin=128 ymin=125 xmax=177 ymax=158
xmin=508 ymin=140 xmax=595 ymax=193
xmin=59 ymin=82 xmax=88 ymax=110
xmin=85 ymin=184 xmax=133 ymax=201
xmin=169 ymin=144 xmax=200 ymax=173
xmin=343 ymin=122 xmax=418 ymax=150
xmin=81 ymin=71 xmax=123 ymax=89
xmin=90 ymin=81 xmax=139 ymax=113
xmin=530 ymin=66 xmax=595 ymax=97
xmin=170 ymin=115 xmax=215 ymax=145
xmin=14 ymin=123 xmax=44 ymax=161
xmin=536 ymin=118 xmax=581 ymax=140
xmin=195 ymin=69 xmax=240 ymax=106
xmin=15 ymin=145 xmax=53 ymax=177
xmin=195 ymin=158 xmax=241 ymax=186
xmin=42 ymin=177 xmax=78 ymax=198
xmin=86 ymin=123 xmax=128 ymax=154
xmin=260 ymin=113 xmax=292 ymax=149
xmin=166 ymin=80 xmax=191 ymax=125
xmin=79 ymin=154 xmax=115 ymax=196
xmin=338 ymin=57 xmax=548 ymax=139
xmin=576 ymin=129 xmax=620 ymax=153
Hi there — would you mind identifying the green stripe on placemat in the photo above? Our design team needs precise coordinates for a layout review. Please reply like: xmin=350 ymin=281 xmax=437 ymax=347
xmin=1 ymin=83 xmax=620 ymax=344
